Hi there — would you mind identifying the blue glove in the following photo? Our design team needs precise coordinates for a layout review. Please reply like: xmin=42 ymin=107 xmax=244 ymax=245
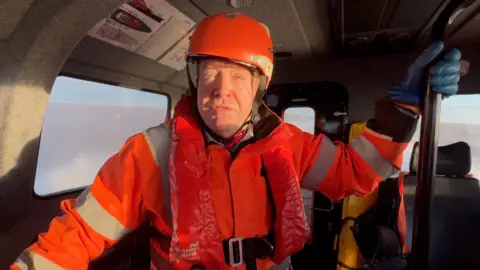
xmin=388 ymin=41 xmax=462 ymax=107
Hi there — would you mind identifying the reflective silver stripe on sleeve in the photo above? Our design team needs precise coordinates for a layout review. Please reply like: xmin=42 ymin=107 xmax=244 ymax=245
xmin=302 ymin=136 xmax=338 ymax=189
xmin=351 ymin=135 xmax=399 ymax=179
xmin=143 ymin=124 xmax=173 ymax=230
xmin=14 ymin=250 xmax=63 ymax=270
xmin=76 ymin=188 xmax=131 ymax=241
xmin=395 ymin=103 xmax=420 ymax=118
xmin=301 ymin=188 xmax=314 ymax=230
xmin=364 ymin=127 xmax=393 ymax=141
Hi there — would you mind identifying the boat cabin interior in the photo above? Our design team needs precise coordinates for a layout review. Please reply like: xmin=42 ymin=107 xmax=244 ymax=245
xmin=1 ymin=0 xmax=480 ymax=269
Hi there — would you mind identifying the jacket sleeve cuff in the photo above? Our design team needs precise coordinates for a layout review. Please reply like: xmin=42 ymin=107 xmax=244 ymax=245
xmin=366 ymin=97 xmax=419 ymax=143
xmin=390 ymin=100 xmax=422 ymax=115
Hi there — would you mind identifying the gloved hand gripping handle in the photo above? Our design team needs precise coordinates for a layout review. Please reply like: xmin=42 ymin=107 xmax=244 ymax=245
xmin=409 ymin=1 xmax=471 ymax=270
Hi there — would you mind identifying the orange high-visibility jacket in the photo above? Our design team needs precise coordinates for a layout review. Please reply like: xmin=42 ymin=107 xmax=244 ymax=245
xmin=11 ymin=96 xmax=418 ymax=270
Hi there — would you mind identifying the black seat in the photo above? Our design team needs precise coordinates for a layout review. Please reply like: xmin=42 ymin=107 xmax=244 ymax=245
xmin=404 ymin=141 xmax=480 ymax=270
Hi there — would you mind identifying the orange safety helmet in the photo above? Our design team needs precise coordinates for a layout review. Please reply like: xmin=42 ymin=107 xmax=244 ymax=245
xmin=187 ymin=13 xmax=274 ymax=89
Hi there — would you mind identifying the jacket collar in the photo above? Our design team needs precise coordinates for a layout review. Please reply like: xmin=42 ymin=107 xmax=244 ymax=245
xmin=203 ymin=124 xmax=254 ymax=150
xmin=172 ymin=95 xmax=293 ymax=150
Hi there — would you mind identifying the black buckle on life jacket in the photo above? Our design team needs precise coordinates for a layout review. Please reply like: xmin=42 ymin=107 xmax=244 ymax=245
xmin=227 ymin=237 xmax=244 ymax=267
xmin=222 ymin=235 xmax=274 ymax=270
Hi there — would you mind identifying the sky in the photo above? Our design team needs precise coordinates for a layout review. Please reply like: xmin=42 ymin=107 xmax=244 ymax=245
xmin=35 ymin=76 xmax=480 ymax=196
xmin=438 ymin=95 xmax=480 ymax=124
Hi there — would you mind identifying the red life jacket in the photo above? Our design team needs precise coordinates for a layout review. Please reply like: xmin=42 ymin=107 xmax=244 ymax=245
xmin=167 ymin=113 xmax=309 ymax=268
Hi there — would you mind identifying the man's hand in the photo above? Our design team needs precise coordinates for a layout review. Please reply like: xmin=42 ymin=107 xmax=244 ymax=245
xmin=388 ymin=41 xmax=462 ymax=109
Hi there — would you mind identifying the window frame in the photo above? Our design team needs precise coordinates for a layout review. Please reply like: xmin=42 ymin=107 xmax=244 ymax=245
xmin=58 ymin=72 xmax=172 ymax=120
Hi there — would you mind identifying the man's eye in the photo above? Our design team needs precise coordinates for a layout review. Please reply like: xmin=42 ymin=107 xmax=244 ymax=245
xmin=233 ymin=73 xmax=248 ymax=81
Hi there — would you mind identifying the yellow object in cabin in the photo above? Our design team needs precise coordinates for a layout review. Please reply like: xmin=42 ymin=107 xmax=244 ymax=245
xmin=336 ymin=121 xmax=379 ymax=269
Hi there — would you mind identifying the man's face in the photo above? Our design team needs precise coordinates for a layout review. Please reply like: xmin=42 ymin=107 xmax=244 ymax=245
xmin=197 ymin=59 xmax=259 ymax=139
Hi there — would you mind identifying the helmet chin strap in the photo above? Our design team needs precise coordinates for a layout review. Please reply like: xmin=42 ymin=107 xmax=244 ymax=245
xmin=227 ymin=74 xmax=266 ymax=137
xmin=185 ymin=58 xmax=267 ymax=143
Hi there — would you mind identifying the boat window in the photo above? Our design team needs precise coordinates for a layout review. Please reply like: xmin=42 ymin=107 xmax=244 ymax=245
xmin=34 ymin=76 xmax=169 ymax=197
xmin=402 ymin=94 xmax=480 ymax=178
xmin=283 ymin=107 xmax=316 ymax=134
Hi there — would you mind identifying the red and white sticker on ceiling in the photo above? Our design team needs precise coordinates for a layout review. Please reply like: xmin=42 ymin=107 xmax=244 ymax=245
xmin=88 ymin=0 xmax=196 ymax=71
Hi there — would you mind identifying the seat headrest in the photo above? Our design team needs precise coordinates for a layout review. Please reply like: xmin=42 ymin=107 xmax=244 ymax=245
xmin=409 ymin=141 xmax=471 ymax=176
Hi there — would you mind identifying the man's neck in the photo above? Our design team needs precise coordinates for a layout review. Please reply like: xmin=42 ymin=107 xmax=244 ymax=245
xmin=203 ymin=124 xmax=253 ymax=151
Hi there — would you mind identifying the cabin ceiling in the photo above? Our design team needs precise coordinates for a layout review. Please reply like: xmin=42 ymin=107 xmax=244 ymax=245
xmin=65 ymin=0 xmax=480 ymax=88
xmin=452 ymin=16 xmax=480 ymax=43
xmin=168 ymin=0 xmax=480 ymax=58
xmin=449 ymin=4 xmax=480 ymax=44
xmin=189 ymin=0 xmax=331 ymax=57
xmin=2 ymin=0 xmax=480 ymax=90
xmin=0 ymin=0 xmax=35 ymax=40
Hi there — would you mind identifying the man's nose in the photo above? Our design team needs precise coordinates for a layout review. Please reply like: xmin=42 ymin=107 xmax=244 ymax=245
xmin=213 ymin=72 xmax=233 ymax=98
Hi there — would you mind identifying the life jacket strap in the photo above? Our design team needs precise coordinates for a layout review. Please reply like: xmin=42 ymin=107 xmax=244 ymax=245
xmin=219 ymin=158 xmax=276 ymax=270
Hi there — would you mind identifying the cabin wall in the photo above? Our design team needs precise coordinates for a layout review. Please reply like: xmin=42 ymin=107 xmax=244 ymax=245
xmin=273 ymin=54 xmax=410 ymax=121
xmin=66 ymin=37 xmax=181 ymax=90
xmin=0 ymin=41 xmax=6 ymax=71
xmin=0 ymin=0 xmax=127 ymax=268
xmin=272 ymin=42 xmax=480 ymax=121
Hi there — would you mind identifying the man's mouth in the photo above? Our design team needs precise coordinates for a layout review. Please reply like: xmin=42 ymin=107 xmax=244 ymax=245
xmin=212 ymin=105 xmax=233 ymax=111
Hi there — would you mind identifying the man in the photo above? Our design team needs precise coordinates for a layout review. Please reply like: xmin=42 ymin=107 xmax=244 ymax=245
xmin=12 ymin=13 xmax=462 ymax=270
